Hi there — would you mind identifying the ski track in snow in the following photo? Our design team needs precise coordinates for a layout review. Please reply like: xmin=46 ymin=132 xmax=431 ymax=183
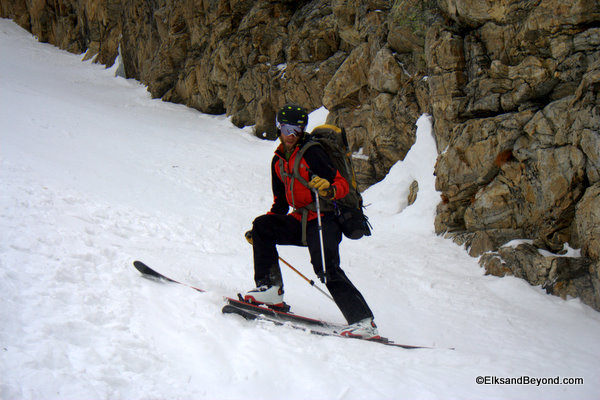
xmin=1 ymin=19 xmax=599 ymax=400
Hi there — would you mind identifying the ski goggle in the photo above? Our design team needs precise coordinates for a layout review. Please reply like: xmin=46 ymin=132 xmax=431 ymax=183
xmin=278 ymin=123 xmax=304 ymax=137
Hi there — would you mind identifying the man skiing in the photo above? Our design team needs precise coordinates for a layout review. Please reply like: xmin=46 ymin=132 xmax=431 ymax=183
xmin=244 ymin=104 xmax=379 ymax=339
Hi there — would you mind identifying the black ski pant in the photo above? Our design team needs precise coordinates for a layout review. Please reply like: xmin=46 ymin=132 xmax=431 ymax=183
xmin=251 ymin=213 xmax=374 ymax=324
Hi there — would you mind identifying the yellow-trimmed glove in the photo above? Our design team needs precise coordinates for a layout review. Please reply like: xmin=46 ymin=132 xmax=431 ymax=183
xmin=309 ymin=176 xmax=336 ymax=200
xmin=245 ymin=230 xmax=253 ymax=245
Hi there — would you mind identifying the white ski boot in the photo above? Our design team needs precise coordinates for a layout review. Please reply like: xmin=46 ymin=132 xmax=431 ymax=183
xmin=244 ymin=285 xmax=284 ymax=307
xmin=340 ymin=318 xmax=380 ymax=339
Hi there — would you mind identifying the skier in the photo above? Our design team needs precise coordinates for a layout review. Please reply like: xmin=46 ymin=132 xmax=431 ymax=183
xmin=244 ymin=104 xmax=379 ymax=339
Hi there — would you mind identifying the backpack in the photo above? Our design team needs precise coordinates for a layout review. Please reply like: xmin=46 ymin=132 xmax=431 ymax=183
xmin=294 ymin=124 xmax=372 ymax=240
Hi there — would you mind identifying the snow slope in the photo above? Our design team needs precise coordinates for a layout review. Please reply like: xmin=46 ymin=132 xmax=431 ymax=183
xmin=1 ymin=19 xmax=599 ymax=399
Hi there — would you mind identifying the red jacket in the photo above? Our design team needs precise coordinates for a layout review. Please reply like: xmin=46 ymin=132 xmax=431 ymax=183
xmin=269 ymin=139 xmax=349 ymax=222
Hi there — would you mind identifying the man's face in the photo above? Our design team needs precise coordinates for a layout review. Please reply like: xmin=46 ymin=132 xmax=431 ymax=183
xmin=279 ymin=123 xmax=304 ymax=150
xmin=282 ymin=132 xmax=301 ymax=149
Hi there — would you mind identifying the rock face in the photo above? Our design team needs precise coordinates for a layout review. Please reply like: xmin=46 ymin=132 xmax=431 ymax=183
xmin=2 ymin=0 xmax=599 ymax=310
xmin=428 ymin=0 xmax=600 ymax=309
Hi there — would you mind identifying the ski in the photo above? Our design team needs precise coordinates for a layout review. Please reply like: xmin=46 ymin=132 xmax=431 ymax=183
xmin=224 ymin=295 xmax=336 ymax=328
xmin=133 ymin=260 xmax=205 ymax=292
xmin=133 ymin=261 xmax=452 ymax=350
xmin=222 ymin=297 xmax=444 ymax=350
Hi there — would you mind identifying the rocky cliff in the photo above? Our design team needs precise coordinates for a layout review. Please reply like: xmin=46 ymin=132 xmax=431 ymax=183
xmin=429 ymin=0 xmax=600 ymax=310
xmin=2 ymin=0 xmax=599 ymax=310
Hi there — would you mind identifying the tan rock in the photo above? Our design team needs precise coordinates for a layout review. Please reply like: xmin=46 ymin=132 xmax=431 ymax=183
xmin=574 ymin=184 xmax=600 ymax=260
xmin=323 ymin=42 xmax=370 ymax=110
xmin=407 ymin=180 xmax=419 ymax=206
xmin=368 ymin=47 xmax=407 ymax=94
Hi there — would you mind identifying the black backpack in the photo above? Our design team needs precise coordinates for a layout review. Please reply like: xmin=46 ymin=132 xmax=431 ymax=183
xmin=294 ymin=124 xmax=372 ymax=240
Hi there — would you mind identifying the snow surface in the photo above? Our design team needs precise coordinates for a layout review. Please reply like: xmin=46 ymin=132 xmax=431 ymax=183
xmin=1 ymin=18 xmax=599 ymax=399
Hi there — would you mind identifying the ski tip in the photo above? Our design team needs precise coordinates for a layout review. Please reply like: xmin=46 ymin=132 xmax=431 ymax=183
xmin=132 ymin=260 xmax=150 ymax=273
xmin=133 ymin=260 xmax=159 ymax=276
xmin=132 ymin=260 xmax=175 ymax=282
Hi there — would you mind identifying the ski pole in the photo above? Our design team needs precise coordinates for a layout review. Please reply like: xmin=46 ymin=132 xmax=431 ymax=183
xmin=278 ymin=256 xmax=334 ymax=302
xmin=313 ymin=188 xmax=328 ymax=285
xmin=245 ymin=230 xmax=333 ymax=302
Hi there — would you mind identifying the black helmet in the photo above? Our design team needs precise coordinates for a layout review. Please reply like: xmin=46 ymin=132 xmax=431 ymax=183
xmin=276 ymin=104 xmax=308 ymax=127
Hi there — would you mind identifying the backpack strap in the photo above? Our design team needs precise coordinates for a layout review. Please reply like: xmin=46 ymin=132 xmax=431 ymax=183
xmin=293 ymin=141 xmax=317 ymax=187
xmin=277 ymin=147 xmax=314 ymax=245
xmin=279 ymin=157 xmax=292 ymax=207
xmin=293 ymin=141 xmax=334 ymax=245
